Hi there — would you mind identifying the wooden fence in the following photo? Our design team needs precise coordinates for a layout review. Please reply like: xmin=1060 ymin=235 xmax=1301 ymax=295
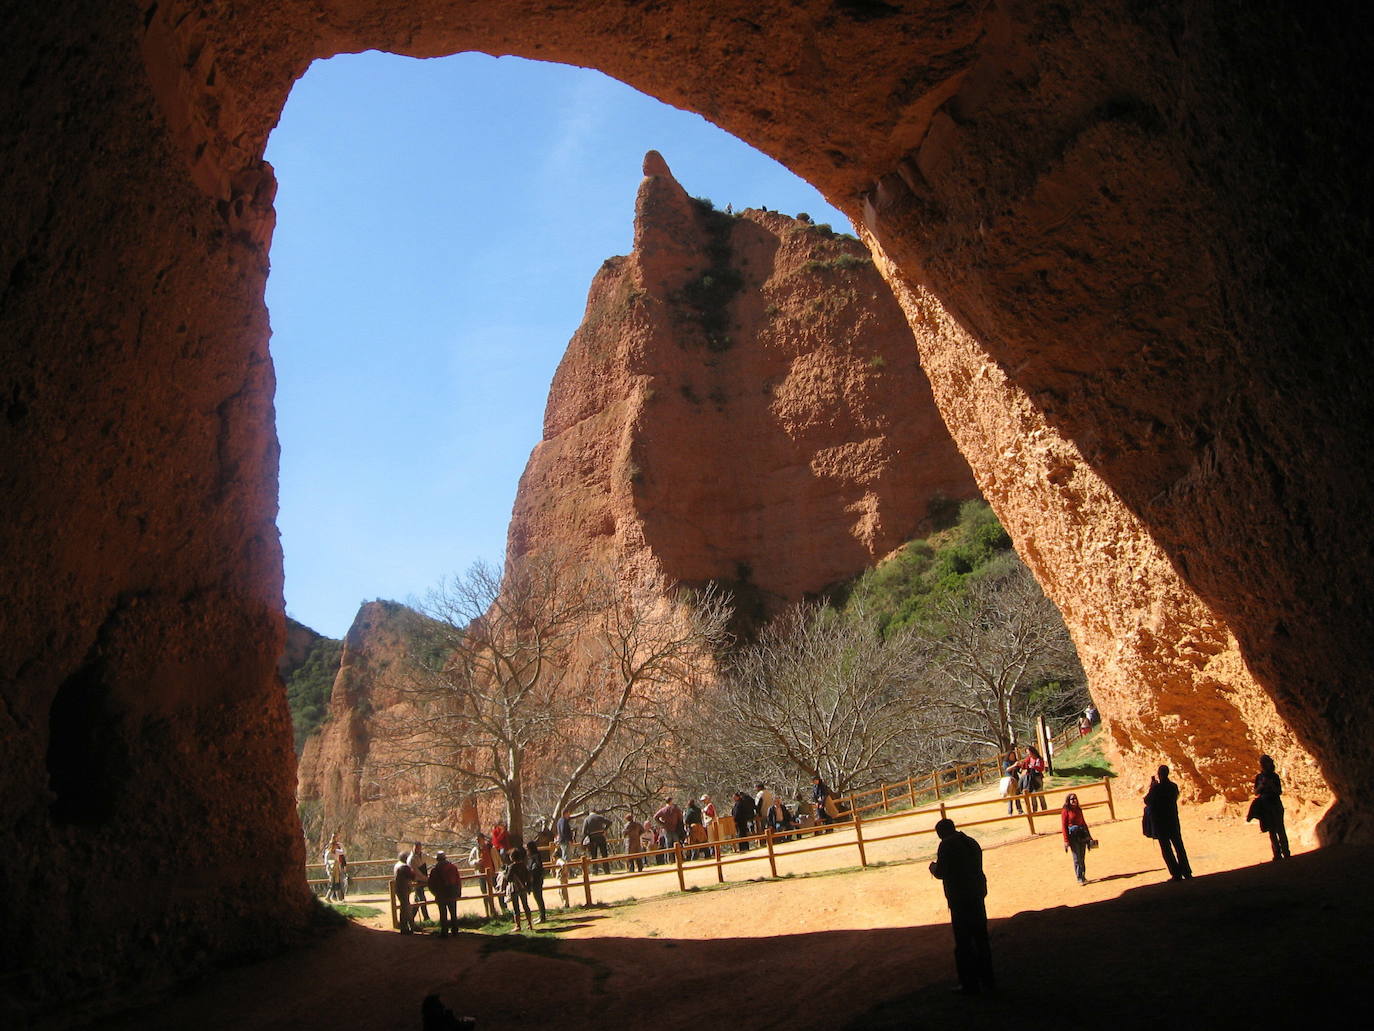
xmin=381 ymin=776 xmax=1116 ymax=928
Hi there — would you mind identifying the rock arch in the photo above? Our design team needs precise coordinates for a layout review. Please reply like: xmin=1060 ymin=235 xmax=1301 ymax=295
xmin=2 ymin=0 xmax=1369 ymax=1019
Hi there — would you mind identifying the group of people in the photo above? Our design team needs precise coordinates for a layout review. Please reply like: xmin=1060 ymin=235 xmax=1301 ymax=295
xmin=931 ymin=752 xmax=1292 ymax=996
xmin=554 ymin=777 xmax=849 ymax=872
xmin=392 ymin=829 xmax=551 ymax=935
xmin=1000 ymin=745 xmax=1048 ymax=814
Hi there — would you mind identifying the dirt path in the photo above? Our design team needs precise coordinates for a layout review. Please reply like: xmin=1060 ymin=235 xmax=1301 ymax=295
xmin=93 ymin=788 xmax=1371 ymax=1031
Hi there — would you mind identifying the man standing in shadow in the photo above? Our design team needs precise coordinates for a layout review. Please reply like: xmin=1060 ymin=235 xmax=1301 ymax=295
xmin=929 ymin=818 xmax=995 ymax=995
xmin=1145 ymin=764 xmax=1193 ymax=880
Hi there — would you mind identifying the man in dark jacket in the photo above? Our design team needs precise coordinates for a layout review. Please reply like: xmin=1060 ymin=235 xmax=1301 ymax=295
xmin=730 ymin=791 xmax=756 ymax=851
xmin=427 ymin=851 xmax=463 ymax=937
xmin=929 ymin=818 xmax=994 ymax=995
xmin=1145 ymin=764 xmax=1193 ymax=880
xmin=582 ymin=811 xmax=612 ymax=874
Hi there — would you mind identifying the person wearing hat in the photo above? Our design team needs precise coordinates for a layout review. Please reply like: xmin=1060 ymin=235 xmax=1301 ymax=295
xmin=427 ymin=850 xmax=464 ymax=938
xmin=700 ymin=795 xmax=717 ymax=845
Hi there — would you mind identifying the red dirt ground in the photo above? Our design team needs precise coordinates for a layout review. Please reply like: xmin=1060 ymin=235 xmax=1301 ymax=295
xmin=93 ymin=791 xmax=1372 ymax=1031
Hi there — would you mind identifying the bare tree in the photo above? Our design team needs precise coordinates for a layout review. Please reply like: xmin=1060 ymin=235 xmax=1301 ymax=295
xmin=915 ymin=562 xmax=1084 ymax=755
xmin=689 ymin=602 xmax=941 ymax=796
xmin=376 ymin=551 xmax=730 ymax=838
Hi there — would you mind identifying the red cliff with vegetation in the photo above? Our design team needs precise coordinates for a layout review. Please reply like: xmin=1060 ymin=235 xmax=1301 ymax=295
xmin=507 ymin=151 xmax=979 ymax=614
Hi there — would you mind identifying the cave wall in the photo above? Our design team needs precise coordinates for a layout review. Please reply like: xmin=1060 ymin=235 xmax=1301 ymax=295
xmin=2 ymin=0 xmax=1370 ymax=1019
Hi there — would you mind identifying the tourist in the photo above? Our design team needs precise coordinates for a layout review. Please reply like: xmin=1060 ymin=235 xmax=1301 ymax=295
xmin=812 ymin=774 xmax=837 ymax=826
xmin=700 ymin=794 xmax=717 ymax=844
xmin=1060 ymin=793 xmax=1095 ymax=884
xmin=1145 ymin=765 xmax=1193 ymax=880
xmin=490 ymin=822 xmax=511 ymax=864
xmin=683 ymin=797 xmax=705 ymax=858
xmin=928 ymin=818 xmax=994 ymax=995
xmin=427 ymin=850 xmax=463 ymax=937
xmin=1078 ymin=715 xmax=1092 ymax=737
xmin=1248 ymin=754 xmax=1291 ymax=860
xmin=1019 ymin=746 xmax=1047 ymax=812
xmin=524 ymin=839 xmax=549 ymax=923
xmin=556 ymin=809 xmax=577 ymax=862
xmin=471 ymin=832 xmax=506 ymax=917
xmin=323 ymin=834 xmax=347 ymax=902
xmin=624 ymin=814 xmax=646 ymax=872
xmin=502 ymin=846 xmax=536 ymax=931
xmin=393 ymin=850 xmax=422 ymax=934
xmin=654 ymin=797 xmax=685 ymax=853
xmin=1085 ymin=704 xmax=1099 ymax=726
xmin=754 ymin=783 xmax=775 ymax=832
xmin=582 ymin=810 xmax=612 ymax=874
xmin=406 ymin=842 xmax=432 ymax=922
xmin=1001 ymin=750 xmax=1024 ymax=815
xmin=731 ymin=791 xmax=755 ymax=851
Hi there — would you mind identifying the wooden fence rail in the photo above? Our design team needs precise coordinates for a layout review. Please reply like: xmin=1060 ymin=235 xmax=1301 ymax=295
xmin=383 ymin=778 xmax=1116 ymax=928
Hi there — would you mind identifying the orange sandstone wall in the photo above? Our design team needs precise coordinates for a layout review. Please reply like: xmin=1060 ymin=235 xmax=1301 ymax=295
xmin=508 ymin=153 xmax=978 ymax=609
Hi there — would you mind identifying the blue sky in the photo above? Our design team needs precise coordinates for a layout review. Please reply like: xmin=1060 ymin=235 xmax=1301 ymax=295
xmin=266 ymin=51 xmax=852 ymax=640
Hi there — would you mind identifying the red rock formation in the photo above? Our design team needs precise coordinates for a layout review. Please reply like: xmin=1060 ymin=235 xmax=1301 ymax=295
xmin=509 ymin=152 xmax=978 ymax=611
xmin=302 ymin=156 xmax=980 ymax=851
xmin=3 ymin=1 xmax=1369 ymax=1021
xmin=296 ymin=601 xmax=441 ymax=859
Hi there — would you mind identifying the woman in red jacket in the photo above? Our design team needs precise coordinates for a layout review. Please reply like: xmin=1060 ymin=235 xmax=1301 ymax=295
xmin=1061 ymin=793 xmax=1095 ymax=885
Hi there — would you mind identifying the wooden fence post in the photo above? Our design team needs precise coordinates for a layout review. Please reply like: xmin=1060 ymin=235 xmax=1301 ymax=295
xmin=932 ymin=769 xmax=942 ymax=800
xmin=854 ymin=811 xmax=868 ymax=868
xmin=581 ymin=856 xmax=593 ymax=907
xmin=881 ymin=783 xmax=890 ymax=813
xmin=939 ymin=802 xmax=947 ymax=822
xmin=715 ymin=841 xmax=725 ymax=884
xmin=388 ymin=878 xmax=398 ymax=930
xmin=765 ymin=826 xmax=778 ymax=878
xmin=1104 ymin=777 xmax=1116 ymax=819
xmin=557 ymin=860 xmax=570 ymax=908
xmin=1026 ymin=794 xmax=1037 ymax=834
xmin=955 ymin=764 xmax=966 ymax=791
xmin=908 ymin=775 xmax=917 ymax=809
xmin=674 ymin=841 xmax=687 ymax=893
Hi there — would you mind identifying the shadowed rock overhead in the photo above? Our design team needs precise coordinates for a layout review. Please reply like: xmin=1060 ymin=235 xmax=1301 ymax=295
xmin=508 ymin=151 xmax=980 ymax=611
xmin=2 ymin=0 xmax=1369 ymax=1022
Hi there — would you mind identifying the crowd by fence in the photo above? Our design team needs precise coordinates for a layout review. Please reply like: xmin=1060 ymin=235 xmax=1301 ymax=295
xmin=319 ymin=775 xmax=1113 ymax=929
xmin=307 ymin=717 xmax=1103 ymax=928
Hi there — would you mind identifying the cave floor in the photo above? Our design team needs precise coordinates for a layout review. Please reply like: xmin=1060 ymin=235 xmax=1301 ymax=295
xmin=94 ymin=808 xmax=1368 ymax=1030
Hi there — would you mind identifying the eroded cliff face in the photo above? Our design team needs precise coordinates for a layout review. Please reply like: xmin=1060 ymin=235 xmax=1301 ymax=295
xmin=509 ymin=153 xmax=979 ymax=613
xmin=303 ymin=156 xmax=981 ymax=848
xmin=295 ymin=601 xmax=434 ymax=859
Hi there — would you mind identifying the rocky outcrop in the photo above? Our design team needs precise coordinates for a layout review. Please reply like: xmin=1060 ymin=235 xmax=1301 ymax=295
xmin=509 ymin=153 xmax=978 ymax=615
xmin=302 ymin=157 xmax=981 ymax=850
xmin=295 ymin=601 xmax=440 ymax=860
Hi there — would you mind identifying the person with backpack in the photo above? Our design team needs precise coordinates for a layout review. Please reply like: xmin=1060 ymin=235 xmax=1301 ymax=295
xmin=501 ymin=846 xmax=536 ymax=931
xmin=427 ymin=850 xmax=464 ymax=937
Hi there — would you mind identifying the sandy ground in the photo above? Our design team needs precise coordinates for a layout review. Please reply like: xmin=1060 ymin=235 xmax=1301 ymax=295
xmin=90 ymin=781 xmax=1373 ymax=1030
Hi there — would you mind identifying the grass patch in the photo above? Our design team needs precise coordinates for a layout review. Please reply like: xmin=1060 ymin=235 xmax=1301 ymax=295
xmin=327 ymin=902 xmax=383 ymax=920
xmin=1050 ymin=728 xmax=1115 ymax=783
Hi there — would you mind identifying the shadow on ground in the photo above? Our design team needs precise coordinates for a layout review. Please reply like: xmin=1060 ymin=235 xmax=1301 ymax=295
xmin=91 ymin=846 xmax=1371 ymax=1031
